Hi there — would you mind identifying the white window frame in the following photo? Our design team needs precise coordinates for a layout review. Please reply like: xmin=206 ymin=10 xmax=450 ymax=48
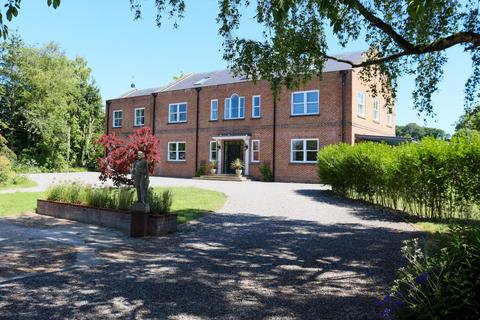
xmin=387 ymin=107 xmax=393 ymax=127
xmin=112 ymin=110 xmax=123 ymax=128
xmin=251 ymin=140 xmax=260 ymax=163
xmin=210 ymin=99 xmax=218 ymax=121
xmin=372 ymin=99 xmax=380 ymax=122
xmin=252 ymin=95 xmax=261 ymax=118
xmin=209 ymin=141 xmax=218 ymax=161
xmin=291 ymin=90 xmax=320 ymax=116
xmin=168 ymin=102 xmax=188 ymax=123
xmin=134 ymin=107 xmax=145 ymax=126
xmin=290 ymin=139 xmax=319 ymax=164
xmin=168 ymin=141 xmax=186 ymax=162
xmin=224 ymin=94 xmax=245 ymax=120
xmin=357 ymin=91 xmax=366 ymax=118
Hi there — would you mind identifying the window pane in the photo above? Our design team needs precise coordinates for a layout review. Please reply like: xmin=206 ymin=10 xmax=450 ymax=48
xmin=239 ymin=97 xmax=245 ymax=118
xmin=179 ymin=113 xmax=187 ymax=122
xmin=293 ymin=93 xmax=304 ymax=103
xmin=306 ymin=102 xmax=318 ymax=114
xmin=306 ymin=151 xmax=317 ymax=162
xmin=357 ymin=92 xmax=365 ymax=104
xmin=306 ymin=91 xmax=318 ymax=102
xmin=169 ymin=152 xmax=176 ymax=160
xmin=293 ymin=151 xmax=304 ymax=161
xmin=212 ymin=110 xmax=218 ymax=119
xmin=170 ymin=105 xmax=177 ymax=113
xmin=253 ymin=96 xmax=260 ymax=106
xmin=306 ymin=140 xmax=318 ymax=151
xmin=178 ymin=151 xmax=186 ymax=160
xmin=179 ymin=104 xmax=187 ymax=113
xmin=224 ymin=99 xmax=230 ymax=118
xmin=169 ymin=144 xmax=176 ymax=152
xmin=178 ymin=143 xmax=186 ymax=151
xmin=293 ymin=103 xmax=304 ymax=115
xmin=253 ymin=107 xmax=260 ymax=117
xmin=292 ymin=140 xmax=304 ymax=151
xmin=169 ymin=114 xmax=177 ymax=122
xmin=253 ymin=151 xmax=259 ymax=161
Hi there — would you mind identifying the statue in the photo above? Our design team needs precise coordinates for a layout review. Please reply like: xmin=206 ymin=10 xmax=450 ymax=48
xmin=131 ymin=151 xmax=150 ymax=205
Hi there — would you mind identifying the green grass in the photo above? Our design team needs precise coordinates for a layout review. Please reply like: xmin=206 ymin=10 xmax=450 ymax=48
xmin=0 ymin=192 xmax=45 ymax=217
xmin=0 ymin=176 xmax=37 ymax=191
xmin=415 ymin=222 xmax=451 ymax=234
xmin=153 ymin=186 xmax=226 ymax=223
xmin=0 ymin=187 xmax=226 ymax=223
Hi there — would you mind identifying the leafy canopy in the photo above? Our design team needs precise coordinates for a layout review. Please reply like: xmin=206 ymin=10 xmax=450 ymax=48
xmin=2 ymin=0 xmax=479 ymax=115
xmin=396 ymin=123 xmax=448 ymax=140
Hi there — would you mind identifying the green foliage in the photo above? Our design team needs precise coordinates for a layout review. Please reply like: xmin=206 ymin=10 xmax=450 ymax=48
xmin=456 ymin=104 xmax=480 ymax=132
xmin=148 ymin=188 xmax=173 ymax=214
xmin=259 ymin=162 xmax=273 ymax=182
xmin=0 ymin=134 xmax=15 ymax=160
xmin=0 ymin=155 xmax=12 ymax=184
xmin=209 ymin=160 xmax=218 ymax=170
xmin=195 ymin=165 xmax=206 ymax=177
xmin=318 ymin=134 xmax=480 ymax=220
xmin=396 ymin=123 xmax=448 ymax=140
xmin=376 ymin=226 xmax=480 ymax=319
xmin=0 ymin=35 xmax=104 ymax=171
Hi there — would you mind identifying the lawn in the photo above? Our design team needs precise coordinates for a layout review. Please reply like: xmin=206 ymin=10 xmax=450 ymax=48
xmin=0 ymin=176 xmax=37 ymax=191
xmin=0 ymin=187 xmax=226 ymax=222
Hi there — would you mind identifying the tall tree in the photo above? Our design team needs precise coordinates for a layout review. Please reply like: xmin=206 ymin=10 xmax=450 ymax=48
xmin=456 ymin=104 xmax=480 ymax=132
xmin=396 ymin=123 xmax=448 ymax=140
xmin=1 ymin=1 xmax=479 ymax=115
xmin=0 ymin=35 xmax=104 ymax=169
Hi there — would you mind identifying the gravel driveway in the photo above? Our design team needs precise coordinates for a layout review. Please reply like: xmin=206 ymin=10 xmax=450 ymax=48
xmin=0 ymin=173 xmax=419 ymax=319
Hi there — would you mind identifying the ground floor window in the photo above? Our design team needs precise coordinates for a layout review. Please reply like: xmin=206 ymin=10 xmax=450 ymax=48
xmin=291 ymin=139 xmax=318 ymax=163
xmin=113 ymin=110 xmax=122 ymax=128
xmin=168 ymin=142 xmax=186 ymax=161
xmin=209 ymin=141 xmax=218 ymax=161
xmin=134 ymin=108 xmax=145 ymax=126
xmin=251 ymin=140 xmax=260 ymax=162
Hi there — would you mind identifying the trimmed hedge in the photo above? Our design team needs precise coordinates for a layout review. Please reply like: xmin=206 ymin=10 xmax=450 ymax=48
xmin=317 ymin=131 xmax=480 ymax=220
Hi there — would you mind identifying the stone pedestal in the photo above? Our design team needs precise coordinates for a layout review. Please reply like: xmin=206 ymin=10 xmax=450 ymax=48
xmin=129 ymin=203 xmax=150 ymax=238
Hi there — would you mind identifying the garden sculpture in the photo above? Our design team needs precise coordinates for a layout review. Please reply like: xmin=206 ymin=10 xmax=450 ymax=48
xmin=132 ymin=151 xmax=149 ymax=205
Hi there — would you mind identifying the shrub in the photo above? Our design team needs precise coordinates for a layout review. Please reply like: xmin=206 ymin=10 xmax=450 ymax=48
xmin=116 ymin=188 xmax=135 ymax=210
xmin=97 ymin=127 xmax=160 ymax=186
xmin=317 ymin=135 xmax=480 ymax=220
xmin=0 ymin=155 xmax=13 ymax=185
xmin=195 ymin=165 xmax=206 ymax=177
xmin=376 ymin=226 xmax=480 ymax=319
xmin=259 ymin=163 xmax=273 ymax=182
xmin=149 ymin=188 xmax=173 ymax=214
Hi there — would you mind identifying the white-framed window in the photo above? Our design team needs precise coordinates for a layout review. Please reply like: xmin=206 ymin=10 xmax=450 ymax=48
xmin=291 ymin=139 xmax=319 ymax=163
xmin=209 ymin=141 xmax=218 ymax=161
xmin=251 ymin=140 xmax=260 ymax=162
xmin=372 ymin=99 xmax=380 ymax=122
xmin=168 ymin=103 xmax=187 ymax=123
xmin=291 ymin=90 xmax=319 ymax=116
xmin=168 ymin=142 xmax=186 ymax=161
xmin=387 ymin=107 xmax=393 ymax=126
xmin=112 ymin=110 xmax=123 ymax=128
xmin=134 ymin=108 xmax=145 ymax=126
xmin=252 ymin=95 xmax=261 ymax=118
xmin=210 ymin=99 xmax=218 ymax=121
xmin=224 ymin=94 xmax=245 ymax=119
xmin=357 ymin=91 xmax=366 ymax=117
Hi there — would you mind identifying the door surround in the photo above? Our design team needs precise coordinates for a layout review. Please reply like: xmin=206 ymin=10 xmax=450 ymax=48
xmin=212 ymin=134 xmax=250 ymax=175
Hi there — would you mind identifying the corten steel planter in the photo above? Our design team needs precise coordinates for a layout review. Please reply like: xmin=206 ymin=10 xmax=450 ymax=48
xmin=36 ymin=200 xmax=177 ymax=237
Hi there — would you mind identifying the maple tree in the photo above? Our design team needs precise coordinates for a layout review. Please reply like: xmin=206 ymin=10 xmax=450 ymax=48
xmin=97 ymin=127 xmax=160 ymax=186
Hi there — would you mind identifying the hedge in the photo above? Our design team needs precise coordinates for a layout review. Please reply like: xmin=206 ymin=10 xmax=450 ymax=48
xmin=317 ymin=131 xmax=480 ymax=220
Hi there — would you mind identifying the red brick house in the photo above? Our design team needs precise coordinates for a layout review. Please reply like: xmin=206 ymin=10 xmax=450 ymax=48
xmin=106 ymin=52 xmax=395 ymax=183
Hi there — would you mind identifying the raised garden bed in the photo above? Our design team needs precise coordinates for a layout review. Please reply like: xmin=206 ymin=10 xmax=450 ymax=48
xmin=36 ymin=199 xmax=177 ymax=236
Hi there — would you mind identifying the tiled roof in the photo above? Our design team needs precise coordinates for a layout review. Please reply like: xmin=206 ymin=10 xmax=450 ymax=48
xmin=114 ymin=51 xmax=364 ymax=99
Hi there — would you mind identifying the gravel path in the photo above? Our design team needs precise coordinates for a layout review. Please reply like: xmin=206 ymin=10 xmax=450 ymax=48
xmin=0 ymin=173 xmax=420 ymax=319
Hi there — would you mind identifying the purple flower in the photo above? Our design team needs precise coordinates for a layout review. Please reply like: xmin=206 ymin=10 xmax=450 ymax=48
xmin=416 ymin=271 xmax=429 ymax=285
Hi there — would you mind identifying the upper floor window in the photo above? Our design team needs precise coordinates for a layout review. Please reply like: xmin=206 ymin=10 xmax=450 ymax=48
xmin=134 ymin=108 xmax=145 ymax=126
xmin=357 ymin=92 xmax=366 ymax=118
xmin=387 ymin=107 xmax=393 ymax=126
xmin=291 ymin=139 xmax=318 ymax=163
xmin=372 ymin=99 xmax=380 ymax=122
xmin=210 ymin=99 xmax=218 ymax=121
xmin=224 ymin=94 xmax=245 ymax=119
xmin=169 ymin=103 xmax=187 ymax=123
xmin=251 ymin=140 xmax=260 ymax=162
xmin=252 ymin=95 xmax=261 ymax=118
xmin=291 ymin=90 xmax=319 ymax=116
xmin=209 ymin=141 xmax=218 ymax=161
xmin=168 ymin=142 xmax=186 ymax=161
xmin=113 ymin=110 xmax=122 ymax=128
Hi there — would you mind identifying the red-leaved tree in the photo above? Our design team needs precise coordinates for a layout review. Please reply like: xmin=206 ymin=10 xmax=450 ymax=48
xmin=97 ymin=127 xmax=160 ymax=186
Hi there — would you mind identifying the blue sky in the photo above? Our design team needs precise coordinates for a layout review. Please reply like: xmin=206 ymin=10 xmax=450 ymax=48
xmin=9 ymin=0 xmax=473 ymax=134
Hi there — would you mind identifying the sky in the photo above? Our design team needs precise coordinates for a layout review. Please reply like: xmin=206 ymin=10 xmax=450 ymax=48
xmin=8 ymin=0 xmax=474 ymax=134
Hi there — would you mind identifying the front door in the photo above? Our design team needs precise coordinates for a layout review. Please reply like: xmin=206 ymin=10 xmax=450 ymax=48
xmin=223 ymin=140 xmax=244 ymax=174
